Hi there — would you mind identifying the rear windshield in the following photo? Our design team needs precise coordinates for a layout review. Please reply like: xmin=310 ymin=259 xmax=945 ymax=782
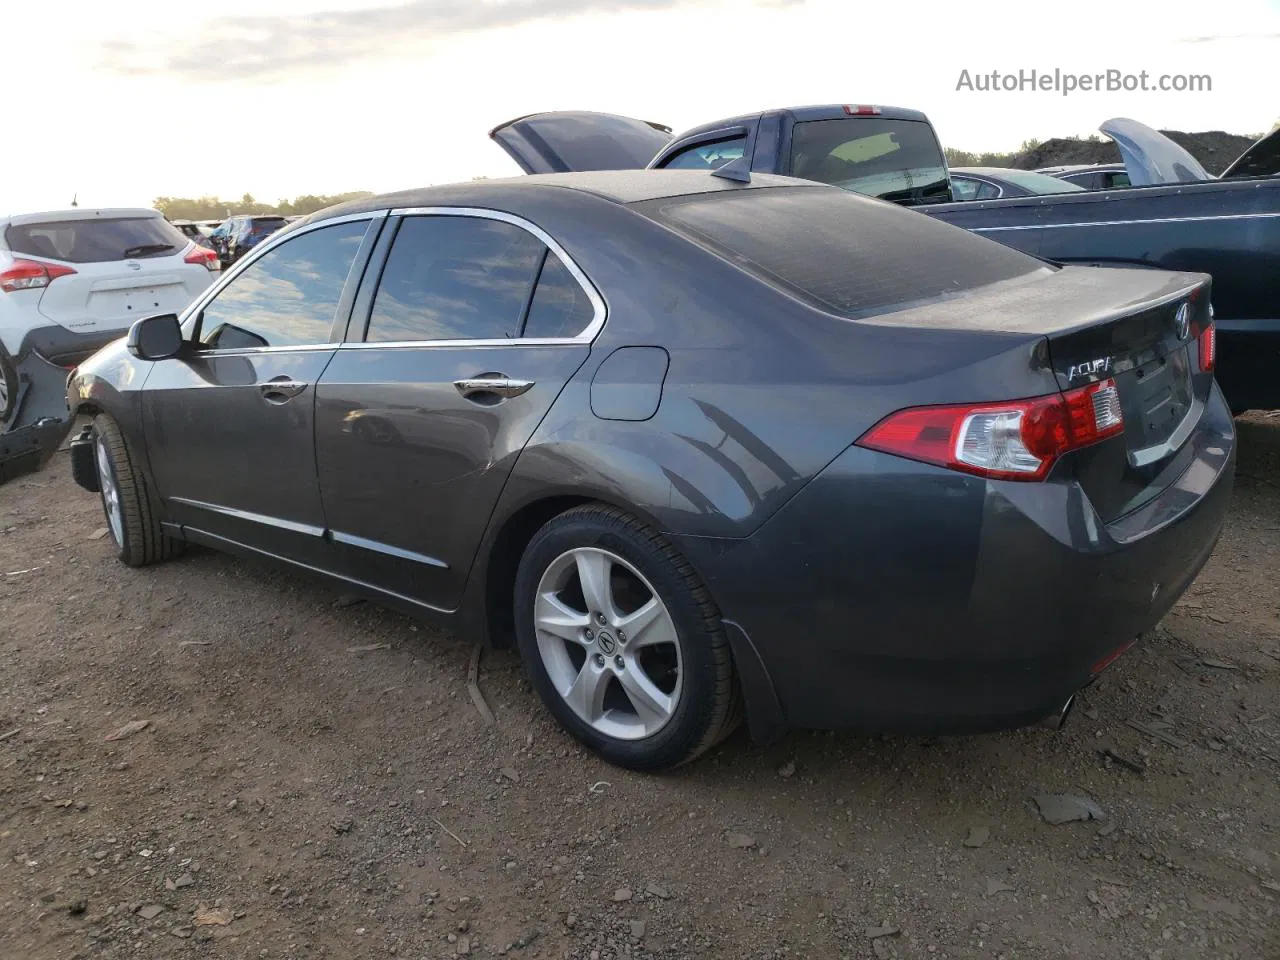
xmin=641 ymin=186 xmax=1047 ymax=318
xmin=791 ymin=118 xmax=951 ymax=205
xmin=5 ymin=216 xmax=187 ymax=263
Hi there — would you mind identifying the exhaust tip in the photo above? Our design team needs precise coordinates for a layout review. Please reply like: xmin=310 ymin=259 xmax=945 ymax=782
xmin=1038 ymin=694 xmax=1075 ymax=731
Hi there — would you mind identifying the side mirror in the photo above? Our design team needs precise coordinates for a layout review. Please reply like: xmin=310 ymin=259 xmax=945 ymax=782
xmin=126 ymin=313 xmax=184 ymax=361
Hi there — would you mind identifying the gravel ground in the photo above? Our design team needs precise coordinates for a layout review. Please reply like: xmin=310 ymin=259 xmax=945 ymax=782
xmin=2 ymin=415 xmax=1279 ymax=960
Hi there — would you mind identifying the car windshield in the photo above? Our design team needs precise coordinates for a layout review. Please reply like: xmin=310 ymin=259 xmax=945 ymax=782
xmin=5 ymin=216 xmax=187 ymax=263
xmin=996 ymin=170 xmax=1086 ymax=194
xmin=790 ymin=118 xmax=951 ymax=205
xmin=641 ymin=185 xmax=1047 ymax=318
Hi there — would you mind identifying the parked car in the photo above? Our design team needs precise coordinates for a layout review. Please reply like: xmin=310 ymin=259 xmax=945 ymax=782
xmin=63 ymin=172 xmax=1233 ymax=770
xmin=492 ymin=105 xmax=954 ymax=205
xmin=170 ymin=219 xmax=216 ymax=249
xmin=490 ymin=109 xmax=1280 ymax=414
xmin=1036 ymin=163 xmax=1132 ymax=190
xmin=214 ymin=215 xmax=289 ymax=265
xmin=0 ymin=207 xmax=219 ymax=481
xmin=950 ymin=167 xmax=1087 ymax=200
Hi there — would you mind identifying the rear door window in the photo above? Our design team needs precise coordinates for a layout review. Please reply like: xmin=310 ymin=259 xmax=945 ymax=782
xmin=790 ymin=118 xmax=951 ymax=205
xmin=641 ymin=186 xmax=1046 ymax=318
xmin=365 ymin=215 xmax=545 ymax=342
xmin=5 ymin=217 xmax=188 ymax=263
xmin=660 ymin=137 xmax=747 ymax=171
xmin=197 ymin=220 xmax=369 ymax=349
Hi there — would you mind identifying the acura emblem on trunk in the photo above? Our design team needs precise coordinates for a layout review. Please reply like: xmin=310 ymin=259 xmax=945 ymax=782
xmin=1173 ymin=302 xmax=1190 ymax=341
xmin=1067 ymin=357 xmax=1112 ymax=381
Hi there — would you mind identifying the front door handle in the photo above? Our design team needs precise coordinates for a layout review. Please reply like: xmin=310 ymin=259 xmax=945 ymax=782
xmin=260 ymin=376 xmax=309 ymax=403
xmin=453 ymin=376 xmax=535 ymax=400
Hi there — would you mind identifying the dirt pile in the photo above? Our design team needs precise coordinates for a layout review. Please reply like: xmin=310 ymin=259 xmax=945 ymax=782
xmin=1013 ymin=130 xmax=1259 ymax=174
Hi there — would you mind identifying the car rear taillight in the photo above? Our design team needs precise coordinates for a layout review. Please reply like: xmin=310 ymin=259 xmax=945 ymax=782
xmin=843 ymin=104 xmax=882 ymax=116
xmin=857 ymin=379 xmax=1125 ymax=481
xmin=0 ymin=257 xmax=76 ymax=293
xmin=184 ymin=244 xmax=220 ymax=272
xmin=1198 ymin=321 xmax=1215 ymax=372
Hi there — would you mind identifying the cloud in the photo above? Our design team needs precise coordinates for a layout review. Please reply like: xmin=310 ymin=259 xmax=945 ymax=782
xmin=100 ymin=0 xmax=800 ymax=81
xmin=1180 ymin=31 xmax=1280 ymax=42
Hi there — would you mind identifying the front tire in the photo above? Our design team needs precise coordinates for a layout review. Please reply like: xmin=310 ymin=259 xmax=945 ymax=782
xmin=0 ymin=347 xmax=18 ymax=423
xmin=513 ymin=504 xmax=740 ymax=771
xmin=92 ymin=414 xmax=182 ymax=567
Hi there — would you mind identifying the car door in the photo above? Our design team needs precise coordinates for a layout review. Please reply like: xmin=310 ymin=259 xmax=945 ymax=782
xmin=314 ymin=210 xmax=601 ymax=612
xmin=142 ymin=214 xmax=380 ymax=564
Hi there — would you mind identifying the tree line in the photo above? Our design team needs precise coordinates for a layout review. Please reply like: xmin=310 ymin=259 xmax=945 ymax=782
xmin=152 ymin=192 xmax=376 ymax=221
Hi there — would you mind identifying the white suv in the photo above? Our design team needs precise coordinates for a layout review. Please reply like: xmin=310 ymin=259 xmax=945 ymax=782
xmin=0 ymin=208 xmax=219 ymax=427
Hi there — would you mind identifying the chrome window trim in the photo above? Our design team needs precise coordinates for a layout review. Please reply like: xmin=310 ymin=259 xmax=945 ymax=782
xmin=178 ymin=210 xmax=390 ymax=336
xmin=355 ymin=206 xmax=606 ymax=347
xmin=970 ymin=211 xmax=1280 ymax=233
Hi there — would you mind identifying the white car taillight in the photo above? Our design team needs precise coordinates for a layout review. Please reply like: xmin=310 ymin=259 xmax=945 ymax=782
xmin=0 ymin=257 xmax=77 ymax=293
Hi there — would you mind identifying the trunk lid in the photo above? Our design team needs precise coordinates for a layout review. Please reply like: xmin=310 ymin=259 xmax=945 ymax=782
xmin=1221 ymin=122 xmax=1280 ymax=180
xmin=853 ymin=262 xmax=1213 ymax=523
xmin=36 ymin=258 xmax=203 ymax=337
xmin=490 ymin=111 xmax=673 ymax=174
xmin=1099 ymin=118 xmax=1212 ymax=185
xmin=1039 ymin=268 xmax=1213 ymax=522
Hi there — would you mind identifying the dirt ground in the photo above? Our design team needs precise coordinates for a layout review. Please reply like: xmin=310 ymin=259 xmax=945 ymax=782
xmin=2 ymin=416 xmax=1279 ymax=960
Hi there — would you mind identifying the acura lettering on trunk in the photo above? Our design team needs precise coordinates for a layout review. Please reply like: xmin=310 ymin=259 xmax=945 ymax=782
xmin=61 ymin=172 xmax=1235 ymax=771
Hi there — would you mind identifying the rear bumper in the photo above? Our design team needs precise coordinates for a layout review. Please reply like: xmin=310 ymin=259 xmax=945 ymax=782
xmin=679 ymin=383 xmax=1236 ymax=737
xmin=0 ymin=416 xmax=68 ymax=483
xmin=0 ymin=323 xmax=107 ymax=485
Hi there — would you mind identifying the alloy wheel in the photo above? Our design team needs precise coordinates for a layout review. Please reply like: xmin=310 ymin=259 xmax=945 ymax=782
xmin=533 ymin=547 xmax=683 ymax=740
xmin=95 ymin=434 xmax=124 ymax=547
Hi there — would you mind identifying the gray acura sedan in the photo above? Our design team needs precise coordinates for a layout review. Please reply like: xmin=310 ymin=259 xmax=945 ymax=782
xmin=64 ymin=171 xmax=1235 ymax=771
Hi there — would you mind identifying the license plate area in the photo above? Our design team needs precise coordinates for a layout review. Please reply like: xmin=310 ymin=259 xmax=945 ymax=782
xmin=1121 ymin=344 xmax=1195 ymax=459
xmin=87 ymin=284 xmax=184 ymax=320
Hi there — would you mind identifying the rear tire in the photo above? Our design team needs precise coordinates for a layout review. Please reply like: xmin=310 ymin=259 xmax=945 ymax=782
xmin=92 ymin=414 xmax=183 ymax=567
xmin=514 ymin=504 xmax=740 ymax=771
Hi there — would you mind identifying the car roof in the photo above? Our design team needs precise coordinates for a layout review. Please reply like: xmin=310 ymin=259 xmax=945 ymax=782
xmin=671 ymin=104 xmax=932 ymax=143
xmin=303 ymin=170 xmax=824 ymax=225
xmin=2 ymin=207 xmax=163 ymax=226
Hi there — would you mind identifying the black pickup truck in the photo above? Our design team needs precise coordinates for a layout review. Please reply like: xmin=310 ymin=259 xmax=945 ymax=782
xmin=491 ymin=107 xmax=1280 ymax=413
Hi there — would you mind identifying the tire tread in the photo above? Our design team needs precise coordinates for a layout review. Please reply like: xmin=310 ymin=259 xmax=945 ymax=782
xmin=94 ymin=415 xmax=182 ymax=567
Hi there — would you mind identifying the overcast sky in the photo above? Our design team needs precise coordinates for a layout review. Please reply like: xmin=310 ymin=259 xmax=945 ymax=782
xmin=4 ymin=0 xmax=1277 ymax=212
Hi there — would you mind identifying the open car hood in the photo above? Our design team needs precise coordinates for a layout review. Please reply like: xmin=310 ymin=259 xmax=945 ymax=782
xmin=1221 ymin=121 xmax=1280 ymax=179
xmin=489 ymin=111 xmax=673 ymax=174
xmin=1099 ymin=118 xmax=1211 ymax=185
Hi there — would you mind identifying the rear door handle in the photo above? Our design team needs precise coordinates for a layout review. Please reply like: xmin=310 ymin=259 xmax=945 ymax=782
xmin=453 ymin=376 xmax=535 ymax=400
xmin=260 ymin=376 xmax=309 ymax=403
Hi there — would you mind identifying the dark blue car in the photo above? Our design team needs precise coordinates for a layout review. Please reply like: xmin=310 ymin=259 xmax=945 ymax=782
xmin=214 ymin=215 xmax=288 ymax=265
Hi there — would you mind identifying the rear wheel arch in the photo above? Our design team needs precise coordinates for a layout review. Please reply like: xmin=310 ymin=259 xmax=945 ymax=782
xmin=482 ymin=494 xmax=619 ymax=650
xmin=511 ymin=501 xmax=742 ymax=769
